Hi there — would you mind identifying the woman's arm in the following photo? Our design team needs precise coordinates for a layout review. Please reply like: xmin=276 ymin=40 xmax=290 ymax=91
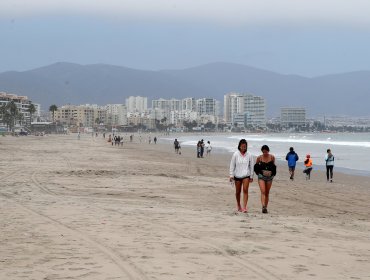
xmin=229 ymin=153 xmax=236 ymax=177
xmin=249 ymin=155 xmax=255 ymax=180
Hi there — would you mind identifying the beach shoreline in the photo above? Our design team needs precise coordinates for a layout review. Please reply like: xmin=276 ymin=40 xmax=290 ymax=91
xmin=159 ymin=131 xmax=370 ymax=177
xmin=1 ymin=134 xmax=369 ymax=279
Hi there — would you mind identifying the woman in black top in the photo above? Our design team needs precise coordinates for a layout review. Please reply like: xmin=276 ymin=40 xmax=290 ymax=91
xmin=254 ymin=145 xmax=276 ymax=214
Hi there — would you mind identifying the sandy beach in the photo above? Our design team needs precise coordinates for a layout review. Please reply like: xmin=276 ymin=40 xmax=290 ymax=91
xmin=1 ymin=133 xmax=369 ymax=280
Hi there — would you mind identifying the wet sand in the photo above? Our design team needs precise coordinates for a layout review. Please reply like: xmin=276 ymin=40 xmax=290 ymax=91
xmin=1 ymin=133 xmax=369 ymax=279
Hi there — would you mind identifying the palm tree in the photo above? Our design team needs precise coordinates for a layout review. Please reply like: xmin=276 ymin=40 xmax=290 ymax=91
xmin=94 ymin=117 xmax=101 ymax=131
xmin=0 ymin=104 xmax=9 ymax=130
xmin=0 ymin=104 xmax=6 ymax=119
xmin=8 ymin=101 xmax=19 ymax=131
xmin=28 ymin=103 xmax=36 ymax=125
xmin=95 ymin=117 xmax=101 ymax=126
xmin=161 ymin=117 xmax=167 ymax=124
xmin=0 ymin=101 xmax=20 ymax=132
xmin=49 ymin=104 xmax=58 ymax=123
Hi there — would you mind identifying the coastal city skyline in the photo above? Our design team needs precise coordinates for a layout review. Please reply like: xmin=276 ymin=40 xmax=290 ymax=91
xmin=2 ymin=91 xmax=370 ymax=134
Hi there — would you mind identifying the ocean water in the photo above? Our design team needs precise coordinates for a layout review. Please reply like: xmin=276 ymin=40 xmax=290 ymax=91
xmin=162 ymin=133 xmax=370 ymax=176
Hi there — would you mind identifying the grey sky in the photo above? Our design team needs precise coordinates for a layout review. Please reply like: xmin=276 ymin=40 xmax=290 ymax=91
xmin=1 ymin=0 xmax=370 ymax=76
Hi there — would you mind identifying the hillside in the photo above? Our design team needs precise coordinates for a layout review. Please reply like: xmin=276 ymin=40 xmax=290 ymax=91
xmin=1 ymin=62 xmax=369 ymax=116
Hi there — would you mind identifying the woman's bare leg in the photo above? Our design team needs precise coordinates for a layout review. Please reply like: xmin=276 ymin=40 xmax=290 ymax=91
xmin=242 ymin=179 xmax=250 ymax=210
xmin=235 ymin=180 xmax=242 ymax=211
xmin=259 ymin=179 xmax=273 ymax=207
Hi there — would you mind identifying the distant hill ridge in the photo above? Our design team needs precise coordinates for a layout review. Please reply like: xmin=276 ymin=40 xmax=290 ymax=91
xmin=0 ymin=62 xmax=369 ymax=116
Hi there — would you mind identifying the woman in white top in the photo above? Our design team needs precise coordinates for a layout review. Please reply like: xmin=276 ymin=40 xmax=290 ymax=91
xmin=229 ymin=139 xmax=254 ymax=213
xmin=206 ymin=141 xmax=212 ymax=156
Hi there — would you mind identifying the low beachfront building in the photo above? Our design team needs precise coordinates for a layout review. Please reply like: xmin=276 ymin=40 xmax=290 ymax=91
xmin=280 ymin=107 xmax=306 ymax=128
xmin=0 ymin=92 xmax=35 ymax=128
xmin=54 ymin=104 xmax=127 ymax=128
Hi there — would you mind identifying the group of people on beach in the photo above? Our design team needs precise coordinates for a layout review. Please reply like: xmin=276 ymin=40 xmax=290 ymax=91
xmin=284 ymin=146 xmax=335 ymax=182
xmin=196 ymin=139 xmax=212 ymax=158
xmin=107 ymin=134 xmax=124 ymax=146
xmin=229 ymin=139 xmax=335 ymax=214
xmin=173 ymin=138 xmax=212 ymax=157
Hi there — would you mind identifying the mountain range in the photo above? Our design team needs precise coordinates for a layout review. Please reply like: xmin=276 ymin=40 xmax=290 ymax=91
xmin=0 ymin=62 xmax=369 ymax=117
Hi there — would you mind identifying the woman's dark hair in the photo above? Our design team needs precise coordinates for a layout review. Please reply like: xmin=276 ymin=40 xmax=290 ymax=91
xmin=327 ymin=149 xmax=331 ymax=153
xmin=261 ymin=145 xmax=270 ymax=152
xmin=238 ymin=139 xmax=248 ymax=151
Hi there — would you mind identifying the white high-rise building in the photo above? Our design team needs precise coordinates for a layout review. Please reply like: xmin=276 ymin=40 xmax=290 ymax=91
xmin=106 ymin=104 xmax=128 ymax=126
xmin=224 ymin=93 xmax=244 ymax=123
xmin=152 ymin=98 xmax=182 ymax=122
xmin=196 ymin=98 xmax=219 ymax=117
xmin=125 ymin=96 xmax=147 ymax=114
xmin=243 ymin=95 xmax=266 ymax=127
xmin=152 ymin=98 xmax=182 ymax=112
xmin=224 ymin=92 xmax=266 ymax=128
xmin=181 ymin=97 xmax=196 ymax=111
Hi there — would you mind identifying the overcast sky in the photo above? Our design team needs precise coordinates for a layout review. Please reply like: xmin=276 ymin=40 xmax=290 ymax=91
xmin=1 ymin=0 xmax=370 ymax=76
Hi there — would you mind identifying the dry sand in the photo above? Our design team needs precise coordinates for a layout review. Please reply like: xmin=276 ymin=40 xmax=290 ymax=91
xmin=1 ymin=133 xmax=369 ymax=280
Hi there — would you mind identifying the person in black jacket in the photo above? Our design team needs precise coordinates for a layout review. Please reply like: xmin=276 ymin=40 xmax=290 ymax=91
xmin=254 ymin=145 xmax=276 ymax=214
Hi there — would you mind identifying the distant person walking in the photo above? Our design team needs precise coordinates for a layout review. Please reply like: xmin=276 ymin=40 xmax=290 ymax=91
xmin=229 ymin=139 xmax=254 ymax=213
xmin=325 ymin=149 xmax=335 ymax=182
xmin=303 ymin=154 xmax=313 ymax=180
xmin=200 ymin=139 xmax=205 ymax=158
xmin=286 ymin=147 xmax=299 ymax=180
xmin=174 ymin=139 xmax=180 ymax=154
xmin=254 ymin=145 xmax=276 ymax=214
xmin=154 ymin=137 xmax=157 ymax=144
xmin=197 ymin=141 xmax=201 ymax=158
xmin=206 ymin=141 xmax=212 ymax=156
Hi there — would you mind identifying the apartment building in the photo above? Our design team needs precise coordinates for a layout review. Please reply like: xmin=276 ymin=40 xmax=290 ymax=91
xmin=181 ymin=97 xmax=197 ymax=112
xmin=224 ymin=92 xmax=244 ymax=123
xmin=54 ymin=103 xmax=127 ymax=128
xmin=243 ymin=95 xmax=266 ymax=127
xmin=152 ymin=98 xmax=182 ymax=122
xmin=106 ymin=104 xmax=128 ymax=126
xmin=280 ymin=107 xmax=306 ymax=127
xmin=54 ymin=105 xmax=97 ymax=127
xmin=0 ymin=92 xmax=33 ymax=127
xmin=170 ymin=110 xmax=198 ymax=126
xmin=196 ymin=98 xmax=220 ymax=117
xmin=224 ymin=92 xmax=266 ymax=128
xmin=125 ymin=96 xmax=148 ymax=113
